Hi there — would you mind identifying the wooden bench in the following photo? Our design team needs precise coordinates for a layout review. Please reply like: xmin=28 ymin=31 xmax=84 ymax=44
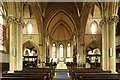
xmin=75 ymin=73 xmax=120 ymax=80
xmin=0 ymin=76 xmax=47 ymax=80
xmin=2 ymin=73 xmax=51 ymax=80
xmin=69 ymin=68 xmax=111 ymax=80
xmin=14 ymin=68 xmax=54 ymax=79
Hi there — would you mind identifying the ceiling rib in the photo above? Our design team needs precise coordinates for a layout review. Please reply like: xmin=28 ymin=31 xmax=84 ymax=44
xmin=50 ymin=20 xmax=72 ymax=34
xmin=47 ymin=10 xmax=76 ymax=31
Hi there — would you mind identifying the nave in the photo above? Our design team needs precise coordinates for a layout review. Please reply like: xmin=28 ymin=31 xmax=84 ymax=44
xmin=1 ymin=62 xmax=120 ymax=80
xmin=1 ymin=1 xmax=120 ymax=80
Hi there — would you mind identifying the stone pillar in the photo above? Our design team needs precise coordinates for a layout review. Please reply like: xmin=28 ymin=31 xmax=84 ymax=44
xmin=7 ymin=2 xmax=16 ymax=73
xmin=109 ymin=2 xmax=119 ymax=73
xmin=57 ymin=43 xmax=59 ymax=58
xmin=17 ymin=23 xmax=23 ymax=70
xmin=41 ymin=36 xmax=46 ymax=66
xmin=100 ymin=21 xmax=107 ymax=71
xmin=15 ymin=3 xmax=24 ymax=71
xmin=8 ymin=23 xmax=15 ymax=73
xmin=100 ymin=2 xmax=119 ymax=73
xmin=109 ymin=16 xmax=118 ymax=73
xmin=99 ymin=2 xmax=110 ymax=71
xmin=64 ymin=43 xmax=67 ymax=58
xmin=77 ymin=36 xmax=80 ymax=64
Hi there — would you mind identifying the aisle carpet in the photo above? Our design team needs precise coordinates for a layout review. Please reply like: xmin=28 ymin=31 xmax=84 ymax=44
xmin=54 ymin=69 xmax=70 ymax=80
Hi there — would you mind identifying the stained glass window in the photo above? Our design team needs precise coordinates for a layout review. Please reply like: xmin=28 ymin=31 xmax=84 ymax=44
xmin=60 ymin=44 xmax=63 ymax=58
xmin=67 ymin=43 xmax=70 ymax=57
xmin=0 ymin=6 xmax=3 ymax=50
xmin=52 ymin=43 xmax=56 ymax=58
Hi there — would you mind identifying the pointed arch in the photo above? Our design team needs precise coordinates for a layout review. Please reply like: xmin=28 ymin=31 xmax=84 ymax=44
xmin=23 ymin=41 xmax=40 ymax=56
xmin=80 ymin=2 xmax=102 ymax=36
xmin=85 ymin=40 xmax=101 ymax=54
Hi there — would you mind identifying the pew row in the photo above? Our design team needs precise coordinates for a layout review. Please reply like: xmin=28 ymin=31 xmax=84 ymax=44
xmin=75 ymin=73 xmax=120 ymax=80
xmin=15 ymin=68 xmax=54 ymax=79
xmin=69 ymin=68 xmax=111 ymax=80
xmin=2 ymin=73 xmax=50 ymax=80
xmin=0 ymin=76 xmax=47 ymax=80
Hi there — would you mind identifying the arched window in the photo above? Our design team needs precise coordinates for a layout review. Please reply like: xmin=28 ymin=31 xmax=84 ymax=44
xmin=52 ymin=43 xmax=56 ymax=58
xmin=0 ymin=6 xmax=3 ymax=50
xmin=26 ymin=22 xmax=32 ymax=34
xmin=67 ymin=43 xmax=70 ymax=57
xmin=91 ymin=21 xmax=98 ymax=34
xmin=60 ymin=44 xmax=63 ymax=58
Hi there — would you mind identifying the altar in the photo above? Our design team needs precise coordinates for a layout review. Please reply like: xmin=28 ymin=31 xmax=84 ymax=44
xmin=56 ymin=59 xmax=67 ymax=69
xmin=56 ymin=63 xmax=67 ymax=69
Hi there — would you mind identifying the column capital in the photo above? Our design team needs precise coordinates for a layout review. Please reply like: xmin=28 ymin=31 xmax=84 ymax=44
xmin=99 ymin=15 xmax=119 ymax=27
xmin=6 ymin=16 xmax=25 ymax=28
xmin=109 ymin=15 xmax=119 ymax=25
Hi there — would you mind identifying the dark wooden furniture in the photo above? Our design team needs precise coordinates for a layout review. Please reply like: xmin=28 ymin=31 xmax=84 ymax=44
xmin=23 ymin=56 xmax=37 ymax=68
xmin=76 ymin=73 xmax=120 ymax=80
xmin=116 ymin=49 xmax=120 ymax=72
xmin=0 ymin=77 xmax=47 ymax=80
xmin=2 ymin=73 xmax=48 ymax=80
xmin=14 ymin=67 xmax=54 ymax=80
xmin=69 ymin=68 xmax=111 ymax=80
xmin=87 ymin=54 xmax=101 ymax=68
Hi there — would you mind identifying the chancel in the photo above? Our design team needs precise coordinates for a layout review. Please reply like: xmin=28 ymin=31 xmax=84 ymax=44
xmin=1 ymin=1 xmax=120 ymax=80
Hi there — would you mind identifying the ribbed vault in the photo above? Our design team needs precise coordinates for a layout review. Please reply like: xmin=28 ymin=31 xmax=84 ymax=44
xmin=47 ymin=10 xmax=76 ymax=41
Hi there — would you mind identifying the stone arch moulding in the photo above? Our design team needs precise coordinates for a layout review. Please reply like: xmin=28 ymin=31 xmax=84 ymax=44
xmin=82 ymin=2 xmax=102 ymax=17
xmin=23 ymin=2 xmax=43 ymax=40
xmin=23 ymin=40 xmax=40 ymax=56
xmin=81 ymin=2 xmax=102 ymax=35
xmin=85 ymin=40 xmax=102 ymax=54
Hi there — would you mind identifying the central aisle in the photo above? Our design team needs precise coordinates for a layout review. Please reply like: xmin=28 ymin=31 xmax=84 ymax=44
xmin=54 ymin=63 xmax=70 ymax=80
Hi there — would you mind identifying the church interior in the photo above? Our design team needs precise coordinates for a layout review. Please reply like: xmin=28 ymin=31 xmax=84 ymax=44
xmin=0 ymin=1 xmax=120 ymax=80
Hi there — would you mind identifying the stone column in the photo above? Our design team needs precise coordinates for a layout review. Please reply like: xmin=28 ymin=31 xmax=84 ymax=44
xmin=57 ymin=43 xmax=59 ymax=58
xmin=109 ymin=16 xmax=118 ymax=73
xmin=77 ymin=36 xmax=80 ymax=64
xmin=7 ymin=2 xmax=16 ymax=73
xmin=100 ymin=3 xmax=110 ymax=71
xmin=41 ymin=36 xmax=46 ymax=67
xmin=8 ymin=23 xmax=15 ymax=73
xmin=15 ymin=3 xmax=24 ymax=71
xmin=17 ymin=23 xmax=23 ymax=70
xmin=100 ymin=20 xmax=107 ymax=71
xmin=63 ymin=42 xmax=65 ymax=59
xmin=100 ymin=2 xmax=119 ymax=73
xmin=109 ymin=2 xmax=119 ymax=73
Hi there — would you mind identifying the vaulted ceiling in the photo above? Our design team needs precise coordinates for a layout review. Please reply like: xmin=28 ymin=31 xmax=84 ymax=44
xmin=23 ymin=2 xmax=102 ymax=41
xmin=47 ymin=10 xmax=76 ymax=41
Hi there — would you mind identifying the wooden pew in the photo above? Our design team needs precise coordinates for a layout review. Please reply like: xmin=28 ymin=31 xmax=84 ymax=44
xmin=75 ymin=73 xmax=120 ymax=80
xmin=0 ymin=76 xmax=47 ymax=80
xmin=15 ymin=68 xmax=54 ymax=79
xmin=69 ymin=68 xmax=111 ymax=80
xmin=19 ymin=68 xmax=54 ymax=79
xmin=2 ymin=72 xmax=50 ymax=80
